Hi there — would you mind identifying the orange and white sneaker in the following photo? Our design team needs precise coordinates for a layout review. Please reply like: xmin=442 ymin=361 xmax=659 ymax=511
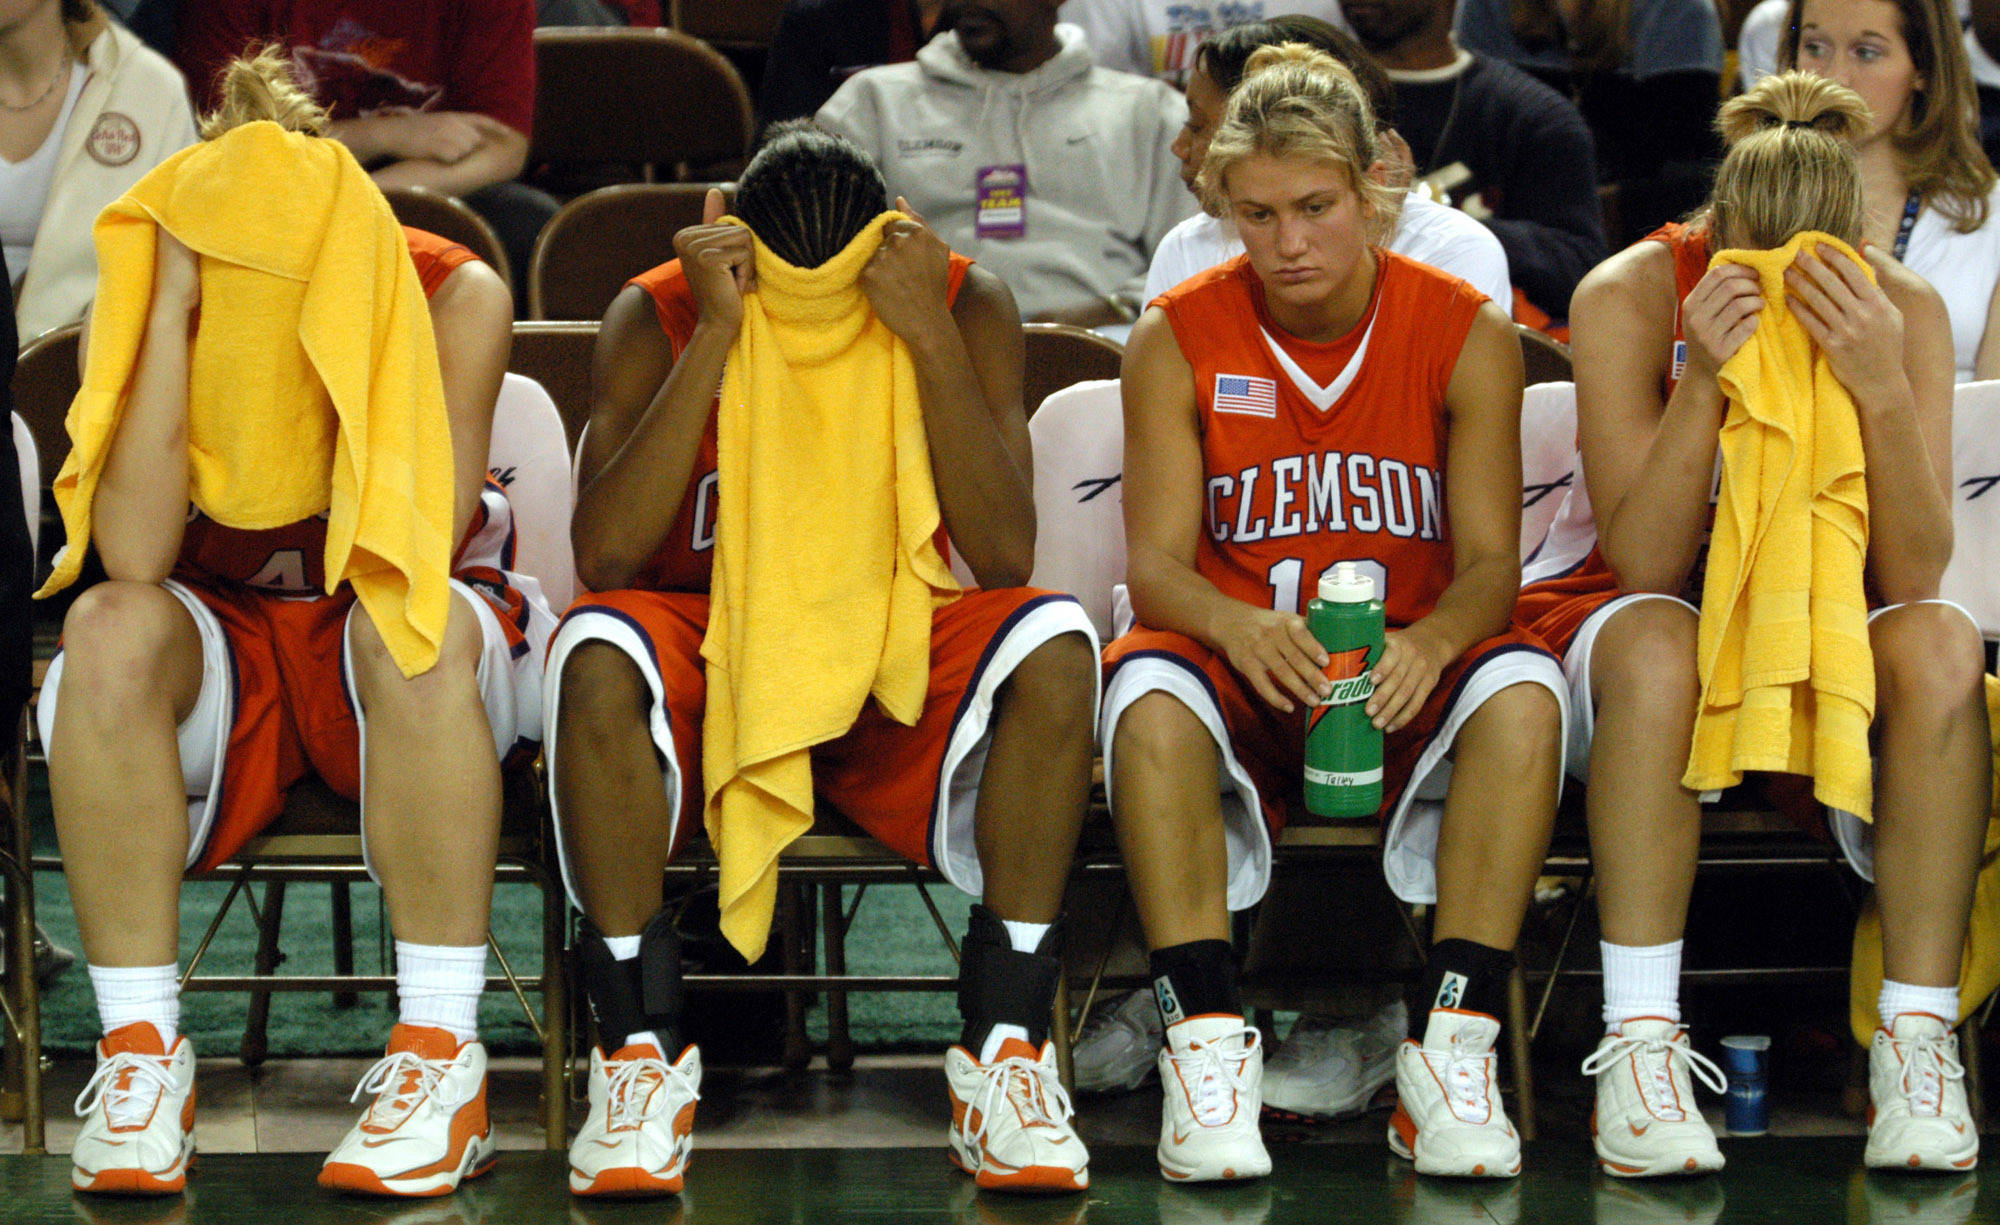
xmin=319 ymin=1024 xmax=496 ymax=1197
xmin=1581 ymin=1018 xmax=1727 ymax=1177
xmin=568 ymin=1041 xmax=701 ymax=1196
xmin=1389 ymin=1010 xmax=1522 ymax=1179
xmin=1865 ymin=1013 xmax=1979 ymax=1172
xmin=945 ymin=1038 xmax=1090 ymax=1192
xmin=1156 ymin=1015 xmax=1271 ymax=1183
xmin=71 ymin=1023 xmax=196 ymax=1194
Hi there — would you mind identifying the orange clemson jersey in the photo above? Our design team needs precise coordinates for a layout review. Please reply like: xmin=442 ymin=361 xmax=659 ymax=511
xmin=621 ymin=249 xmax=975 ymax=594
xmin=1156 ymin=252 xmax=1486 ymax=628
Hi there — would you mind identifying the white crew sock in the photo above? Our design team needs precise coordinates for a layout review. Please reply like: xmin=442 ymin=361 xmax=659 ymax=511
xmin=1601 ymin=939 xmax=1683 ymax=1030
xmin=977 ymin=921 xmax=1054 ymax=1062
xmin=395 ymin=941 xmax=486 ymax=1043
xmin=1878 ymin=979 xmax=1960 ymax=1029
xmin=89 ymin=963 xmax=181 ymax=1047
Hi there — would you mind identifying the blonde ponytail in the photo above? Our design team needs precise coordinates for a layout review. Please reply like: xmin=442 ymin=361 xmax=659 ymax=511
xmin=198 ymin=45 xmax=329 ymax=141
xmin=1705 ymin=71 xmax=1870 ymax=250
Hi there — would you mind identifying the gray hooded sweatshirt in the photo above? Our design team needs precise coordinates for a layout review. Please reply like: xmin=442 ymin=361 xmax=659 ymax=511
xmin=817 ymin=23 xmax=1191 ymax=321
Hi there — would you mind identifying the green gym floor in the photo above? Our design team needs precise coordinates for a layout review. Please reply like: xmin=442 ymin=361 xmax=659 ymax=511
xmin=2 ymin=1139 xmax=1995 ymax=1223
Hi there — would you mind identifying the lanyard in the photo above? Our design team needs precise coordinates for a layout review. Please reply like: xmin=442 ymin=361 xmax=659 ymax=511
xmin=1893 ymin=191 xmax=1921 ymax=262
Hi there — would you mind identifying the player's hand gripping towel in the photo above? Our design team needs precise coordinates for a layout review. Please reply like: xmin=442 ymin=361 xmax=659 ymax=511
xmin=37 ymin=121 xmax=454 ymax=679
xmin=1685 ymin=232 xmax=1874 ymax=816
xmin=703 ymin=214 xmax=960 ymax=960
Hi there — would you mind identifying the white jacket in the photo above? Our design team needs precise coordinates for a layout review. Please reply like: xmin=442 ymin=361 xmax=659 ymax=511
xmin=818 ymin=24 xmax=1192 ymax=321
xmin=15 ymin=16 xmax=197 ymax=344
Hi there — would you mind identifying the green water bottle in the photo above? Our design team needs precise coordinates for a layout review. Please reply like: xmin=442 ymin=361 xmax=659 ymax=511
xmin=1304 ymin=561 xmax=1385 ymax=818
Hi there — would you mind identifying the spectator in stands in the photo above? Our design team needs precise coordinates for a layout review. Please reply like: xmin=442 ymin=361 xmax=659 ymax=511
xmin=760 ymin=0 xmax=943 ymax=128
xmin=175 ymin=0 xmax=556 ymax=309
xmin=1058 ymin=0 xmax=1351 ymax=85
xmin=818 ymin=0 xmax=1191 ymax=327
xmin=5 ymin=0 xmax=196 ymax=342
xmin=1779 ymin=0 xmax=2000 ymax=382
xmin=1342 ymin=0 xmax=1606 ymax=323
xmin=1518 ymin=71 xmax=1985 ymax=1178
xmin=41 ymin=50 xmax=547 ymax=1200
xmin=550 ymin=125 xmax=1100 ymax=1198
xmin=1109 ymin=41 xmax=1563 ymax=1184
xmin=1749 ymin=0 xmax=2000 ymax=167
xmin=1454 ymin=0 xmax=1724 ymax=244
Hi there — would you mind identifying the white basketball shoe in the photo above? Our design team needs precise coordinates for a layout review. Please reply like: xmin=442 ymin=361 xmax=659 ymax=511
xmin=1865 ymin=1013 xmax=1979 ymax=1172
xmin=1389 ymin=1010 xmax=1522 ymax=1178
xmin=71 ymin=1023 xmax=197 ymax=1195
xmin=1156 ymin=1015 xmax=1272 ymax=1182
xmin=320 ymin=1024 xmax=496 ymax=1197
xmin=945 ymin=1037 xmax=1090 ymax=1192
xmin=1072 ymin=990 xmax=1164 ymax=1093
xmin=569 ymin=1041 xmax=701 ymax=1196
xmin=1581 ymin=1017 xmax=1728 ymax=1177
xmin=1262 ymin=999 xmax=1405 ymax=1121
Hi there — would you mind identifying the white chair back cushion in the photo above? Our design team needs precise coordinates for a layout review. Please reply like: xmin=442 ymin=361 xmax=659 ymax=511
xmin=13 ymin=413 xmax=37 ymax=558
xmin=1945 ymin=379 xmax=2000 ymax=637
xmin=488 ymin=372 xmax=577 ymax=611
xmin=1027 ymin=380 xmax=1126 ymax=641
xmin=1520 ymin=381 xmax=1578 ymax=564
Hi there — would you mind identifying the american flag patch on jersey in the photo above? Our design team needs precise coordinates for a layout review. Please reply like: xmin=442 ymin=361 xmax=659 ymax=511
xmin=1213 ymin=374 xmax=1278 ymax=417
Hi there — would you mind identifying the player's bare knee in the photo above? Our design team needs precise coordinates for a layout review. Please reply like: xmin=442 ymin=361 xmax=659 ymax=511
xmin=1596 ymin=601 xmax=1699 ymax=715
xmin=997 ymin=632 xmax=1096 ymax=740
xmin=1873 ymin=603 xmax=1984 ymax=723
xmin=1466 ymin=682 xmax=1562 ymax=766
xmin=557 ymin=643 xmax=652 ymax=742
xmin=348 ymin=591 xmax=482 ymax=710
xmin=1112 ymin=691 xmax=1208 ymax=774
xmin=58 ymin=582 xmax=192 ymax=702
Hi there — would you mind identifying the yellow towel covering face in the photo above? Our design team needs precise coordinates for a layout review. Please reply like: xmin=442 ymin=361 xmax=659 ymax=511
xmin=702 ymin=213 xmax=962 ymax=961
xmin=37 ymin=121 xmax=456 ymax=679
xmin=1684 ymin=231 xmax=1874 ymax=818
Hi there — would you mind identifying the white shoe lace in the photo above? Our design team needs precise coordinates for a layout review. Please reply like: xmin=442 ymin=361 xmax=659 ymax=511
xmin=75 ymin=1051 xmax=178 ymax=1130
xmin=605 ymin=1055 xmax=700 ymax=1131
xmin=1895 ymin=1032 xmax=1966 ymax=1118
xmin=1425 ymin=1031 xmax=1497 ymax=1125
xmin=1166 ymin=1026 xmax=1261 ymax=1126
xmin=1580 ymin=1031 xmax=1728 ymax=1122
xmin=350 ymin=1051 xmax=464 ymax=1129
xmin=960 ymin=1051 xmax=1074 ymax=1149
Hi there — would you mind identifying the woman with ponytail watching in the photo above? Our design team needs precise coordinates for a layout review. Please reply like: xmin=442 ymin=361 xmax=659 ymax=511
xmin=41 ymin=48 xmax=544 ymax=1199
xmin=1781 ymin=0 xmax=2000 ymax=382
xmin=1519 ymin=72 xmax=1986 ymax=1176
xmin=1106 ymin=42 xmax=1566 ymax=1183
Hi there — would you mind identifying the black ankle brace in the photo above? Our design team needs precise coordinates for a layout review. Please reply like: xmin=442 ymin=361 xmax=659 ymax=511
xmin=576 ymin=909 xmax=685 ymax=1053
xmin=957 ymin=904 xmax=1064 ymax=1053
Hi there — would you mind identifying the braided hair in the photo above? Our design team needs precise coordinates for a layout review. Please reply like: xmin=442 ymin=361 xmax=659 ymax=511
xmin=734 ymin=122 xmax=891 ymax=269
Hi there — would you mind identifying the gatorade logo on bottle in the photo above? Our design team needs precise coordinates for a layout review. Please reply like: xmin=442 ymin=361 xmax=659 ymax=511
xmin=1309 ymin=647 xmax=1376 ymax=733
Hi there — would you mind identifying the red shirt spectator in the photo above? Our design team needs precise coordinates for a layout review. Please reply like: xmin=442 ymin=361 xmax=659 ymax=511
xmin=177 ymin=0 xmax=534 ymax=136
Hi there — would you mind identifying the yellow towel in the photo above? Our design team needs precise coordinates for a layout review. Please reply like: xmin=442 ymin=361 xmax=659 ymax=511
xmin=702 ymin=214 xmax=961 ymax=961
xmin=1849 ymin=674 xmax=2000 ymax=1043
xmin=1684 ymin=232 xmax=1874 ymax=817
xmin=36 ymin=121 xmax=455 ymax=679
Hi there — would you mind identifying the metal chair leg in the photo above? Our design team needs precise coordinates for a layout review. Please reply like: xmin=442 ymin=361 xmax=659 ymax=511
xmin=822 ymin=884 xmax=853 ymax=1074
xmin=0 ymin=810 xmax=42 ymax=1150
xmin=542 ymin=869 xmax=570 ymax=1148
xmin=330 ymin=882 xmax=357 ymax=1009
xmin=1506 ymin=965 xmax=1536 ymax=1142
xmin=240 ymin=879 xmax=288 ymax=1067
xmin=1963 ymin=1012 xmax=1986 ymax=1131
xmin=780 ymin=882 xmax=811 ymax=1071
xmin=1053 ymin=973 xmax=1075 ymax=1092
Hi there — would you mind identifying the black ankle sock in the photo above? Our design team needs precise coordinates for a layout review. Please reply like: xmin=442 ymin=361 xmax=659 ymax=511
xmin=1414 ymin=938 xmax=1515 ymax=1036
xmin=1149 ymin=939 xmax=1240 ymax=1028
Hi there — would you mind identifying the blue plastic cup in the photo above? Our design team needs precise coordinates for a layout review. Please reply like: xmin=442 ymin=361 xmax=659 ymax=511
xmin=1721 ymin=1034 xmax=1771 ymax=1136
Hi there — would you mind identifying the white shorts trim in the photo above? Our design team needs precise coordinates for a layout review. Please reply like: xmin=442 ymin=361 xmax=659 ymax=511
xmin=1100 ymin=644 xmax=1569 ymax=909
xmin=542 ymin=595 xmax=1101 ymax=911
xmin=1565 ymin=593 xmax=1980 ymax=881
xmin=38 ymin=579 xmax=535 ymax=876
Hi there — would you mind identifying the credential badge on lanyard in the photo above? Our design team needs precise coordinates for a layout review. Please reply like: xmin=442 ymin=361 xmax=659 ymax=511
xmin=975 ymin=164 xmax=1028 ymax=240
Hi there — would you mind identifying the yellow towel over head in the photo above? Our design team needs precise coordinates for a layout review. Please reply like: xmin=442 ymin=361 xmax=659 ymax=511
xmin=1684 ymin=231 xmax=1874 ymax=817
xmin=37 ymin=120 xmax=455 ymax=679
xmin=702 ymin=213 xmax=961 ymax=961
